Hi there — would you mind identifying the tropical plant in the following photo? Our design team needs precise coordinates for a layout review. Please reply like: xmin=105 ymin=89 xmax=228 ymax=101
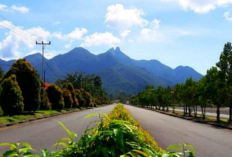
xmin=46 ymin=84 xmax=64 ymax=111
xmin=62 ymin=88 xmax=73 ymax=109
xmin=40 ymin=87 xmax=51 ymax=110
xmin=0 ymin=74 xmax=24 ymax=115
xmin=2 ymin=58 xmax=41 ymax=112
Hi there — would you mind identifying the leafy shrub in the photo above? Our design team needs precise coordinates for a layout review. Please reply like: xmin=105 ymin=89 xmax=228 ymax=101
xmin=75 ymin=89 xmax=85 ymax=107
xmin=46 ymin=84 xmax=64 ymax=111
xmin=0 ymin=106 xmax=3 ymax=116
xmin=63 ymin=83 xmax=78 ymax=108
xmin=62 ymin=88 xmax=73 ymax=109
xmin=0 ymin=74 xmax=24 ymax=115
xmin=2 ymin=59 xmax=41 ymax=112
xmin=40 ymin=87 xmax=51 ymax=110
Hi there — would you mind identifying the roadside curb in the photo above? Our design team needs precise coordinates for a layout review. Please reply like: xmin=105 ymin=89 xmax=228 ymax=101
xmin=0 ymin=104 xmax=110 ymax=129
xmin=136 ymin=106 xmax=232 ymax=130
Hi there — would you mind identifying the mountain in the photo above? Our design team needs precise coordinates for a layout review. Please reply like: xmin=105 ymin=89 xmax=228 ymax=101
xmin=0 ymin=47 xmax=203 ymax=95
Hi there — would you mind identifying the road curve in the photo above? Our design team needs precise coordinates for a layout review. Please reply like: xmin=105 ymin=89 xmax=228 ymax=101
xmin=125 ymin=105 xmax=232 ymax=157
xmin=0 ymin=105 xmax=115 ymax=154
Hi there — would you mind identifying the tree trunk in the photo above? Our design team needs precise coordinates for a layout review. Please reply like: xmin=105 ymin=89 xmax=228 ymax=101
xmin=188 ymin=105 xmax=191 ymax=117
xmin=194 ymin=106 xmax=197 ymax=118
xmin=201 ymin=107 xmax=205 ymax=120
xmin=217 ymin=105 xmax=220 ymax=122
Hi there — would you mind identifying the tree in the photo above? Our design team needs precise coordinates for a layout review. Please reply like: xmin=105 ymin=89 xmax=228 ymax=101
xmin=216 ymin=42 xmax=232 ymax=122
xmin=0 ymin=74 xmax=24 ymax=115
xmin=0 ymin=106 xmax=3 ymax=117
xmin=40 ymin=87 xmax=51 ymax=110
xmin=197 ymin=77 xmax=208 ymax=119
xmin=2 ymin=59 xmax=41 ymax=112
xmin=0 ymin=66 xmax=4 ymax=79
xmin=62 ymin=82 xmax=78 ymax=108
xmin=46 ymin=84 xmax=64 ymax=111
xmin=62 ymin=88 xmax=73 ymax=109
xmin=205 ymin=67 xmax=220 ymax=122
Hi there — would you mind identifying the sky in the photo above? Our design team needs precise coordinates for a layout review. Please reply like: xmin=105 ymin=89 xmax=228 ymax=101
xmin=0 ymin=0 xmax=232 ymax=75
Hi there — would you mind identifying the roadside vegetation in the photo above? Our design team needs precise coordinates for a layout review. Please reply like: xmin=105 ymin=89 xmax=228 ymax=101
xmin=0 ymin=58 xmax=110 ymax=122
xmin=130 ymin=42 xmax=232 ymax=123
xmin=0 ymin=103 xmax=195 ymax=157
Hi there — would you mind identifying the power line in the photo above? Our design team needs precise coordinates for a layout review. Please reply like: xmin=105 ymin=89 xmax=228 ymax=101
xmin=0 ymin=14 xmax=63 ymax=81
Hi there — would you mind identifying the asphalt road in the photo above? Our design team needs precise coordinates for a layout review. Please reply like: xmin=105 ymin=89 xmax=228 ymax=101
xmin=0 ymin=105 xmax=115 ymax=154
xmin=1 ymin=104 xmax=232 ymax=156
xmin=125 ymin=105 xmax=232 ymax=157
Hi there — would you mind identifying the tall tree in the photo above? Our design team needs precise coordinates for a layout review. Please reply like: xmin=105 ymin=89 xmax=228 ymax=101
xmin=2 ymin=59 xmax=41 ymax=112
xmin=216 ymin=42 xmax=232 ymax=122
xmin=205 ymin=67 xmax=220 ymax=122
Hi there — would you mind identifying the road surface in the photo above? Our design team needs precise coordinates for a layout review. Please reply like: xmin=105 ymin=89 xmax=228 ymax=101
xmin=126 ymin=105 xmax=232 ymax=157
xmin=0 ymin=105 xmax=115 ymax=154
xmin=1 ymin=104 xmax=232 ymax=157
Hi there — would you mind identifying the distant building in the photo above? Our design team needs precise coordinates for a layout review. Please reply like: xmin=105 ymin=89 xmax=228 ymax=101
xmin=44 ymin=82 xmax=50 ymax=90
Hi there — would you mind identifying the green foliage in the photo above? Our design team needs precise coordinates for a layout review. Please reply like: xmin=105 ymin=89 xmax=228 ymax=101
xmin=62 ymin=82 xmax=78 ymax=108
xmin=0 ymin=142 xmax=36 ymax=157
xmin=3 ymin=58 xmax=41 ymax=112
xmin=0 ymin=106 xmax=4 ymax=117
xmin=0 ymin=74 xmax=24 ymax=115
xmin=46 ymin=84 xmax=64 ymax=111
xmin=75 ymin=89 xmax=85 ymax=107
xmin=62 ymin=88 xmax=73 ymax=109
xmin=0 ymin=66 xmax=4 ymax=79
xmin=40 ymin=87 xmax=51 ymax=110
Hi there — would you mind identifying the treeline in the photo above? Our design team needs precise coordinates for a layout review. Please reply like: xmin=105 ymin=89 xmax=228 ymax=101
xmin=130 ymin=42 xmax=232 ymax=123
xmin=0 ymin=58 xmax=110 ymax=116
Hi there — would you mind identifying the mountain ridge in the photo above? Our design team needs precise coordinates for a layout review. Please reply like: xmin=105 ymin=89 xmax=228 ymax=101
xmin=0 ymin=47 xmax=203 ymax=95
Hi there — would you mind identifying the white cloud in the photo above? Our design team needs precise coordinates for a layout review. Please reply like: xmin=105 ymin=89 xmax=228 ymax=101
xmin=81 ymin=32 xmax=120 ymax=47
xmin=52 ymin=27 xmax=87 ymax=48
xmin=139 ymin=28 xmax=165 ymax=42
xmin=224 ymin=11 xmax=232 ymax=21
xmin=163 ymin=0 xmax=232 ymax=13
xmin=151 ymin=19 xmax=160 ymax=29
xmin=120 ymin=30 xmax=131 ymax=38
xmin=67 ymin=28 xmax=87 ymax=40
xmin=0 ymin=3 xmax=29 ymax=13
xmin=0 ymin=20 xmax=50 ymax=59
xmin=0 ymin=4 xmax=8 ymax=11
xmin=52 ymin=27 xmax=87 ymax=40
xmin=11 ymin=5 xmax=29 ymax=13
xmin=139 ymin=27 xmax=194 ymax=43
xmin=105 ymin=4 xmax=148 ymax=30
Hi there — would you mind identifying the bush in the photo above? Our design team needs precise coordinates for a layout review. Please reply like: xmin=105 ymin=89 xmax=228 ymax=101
xmin=75 ymin=89 xmax=85 ymax=107
xmin=40 ymin=87 xmax=51 ymax=110
xmin=2 ymin=59 xmax=41 ymax=112
xmin=0 ymin=106 xmax=3 ymax=116
xmin=62 ymin=88 xmax=73 ymax=109
xmin=0 ymin=74 xmax=24 ymax=115
xmin=46 ymin=84 xmax=64 ymax=111
xmin=63 ymin=83 xmax=78 ymax=108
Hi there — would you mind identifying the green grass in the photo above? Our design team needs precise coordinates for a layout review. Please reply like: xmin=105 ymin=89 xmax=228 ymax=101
xmin=0 ymin=108 xmax=80 ymax=125
xmin=162 ymin=110 xmax=229 ymax=123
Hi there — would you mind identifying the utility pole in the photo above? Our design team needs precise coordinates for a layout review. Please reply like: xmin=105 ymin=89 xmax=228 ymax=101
xmin=36 ymin=41 xmax=51 ymax=87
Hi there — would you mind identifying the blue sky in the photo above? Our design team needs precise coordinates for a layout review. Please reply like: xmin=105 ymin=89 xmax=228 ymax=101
xmin=0 ymin=0 xmax=232 ymax=75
